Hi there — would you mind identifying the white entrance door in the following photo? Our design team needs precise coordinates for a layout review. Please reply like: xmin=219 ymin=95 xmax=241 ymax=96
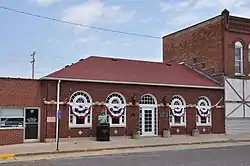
xmin=225 ymin=77 xmax=250 ymax=135
xmin=141 ymin=107 xmax=155 ymax=136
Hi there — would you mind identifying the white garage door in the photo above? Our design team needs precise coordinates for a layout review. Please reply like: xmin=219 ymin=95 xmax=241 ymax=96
xmin=225 ymin=77 xmax=250 ymax=135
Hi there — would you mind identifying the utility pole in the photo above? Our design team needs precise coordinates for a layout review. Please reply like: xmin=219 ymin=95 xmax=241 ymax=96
xmin=30 ymin=51 xmax=35 ymax=79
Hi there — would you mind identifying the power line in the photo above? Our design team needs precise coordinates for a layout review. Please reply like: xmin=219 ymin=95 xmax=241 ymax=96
xmin=0 ymin=6 xmax=161 ymax=39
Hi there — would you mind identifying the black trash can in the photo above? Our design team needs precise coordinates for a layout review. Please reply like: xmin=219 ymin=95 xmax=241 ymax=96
xmin=96 ymin=123 xmax=110 ymax=141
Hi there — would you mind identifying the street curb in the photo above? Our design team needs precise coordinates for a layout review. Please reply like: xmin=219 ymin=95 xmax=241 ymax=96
xmin=3 ymin=139 xmax=250 ymax=158
xmin=0 ymin=154 xmax=15 ymax=159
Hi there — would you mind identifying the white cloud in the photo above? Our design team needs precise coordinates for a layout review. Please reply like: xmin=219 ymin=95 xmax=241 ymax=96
xmin=159 ymin=0 xmax=250 ymax=30
xmin=62 ymin=0 xmax=135 ymax=34
xmin=140 ymin=17 xmax=153 ymax=23
xmin=33 ymin=0 xmax=60 ymax=6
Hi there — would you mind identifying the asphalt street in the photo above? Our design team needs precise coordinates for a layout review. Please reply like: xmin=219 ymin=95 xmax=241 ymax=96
xmin=2 ymin=145 xmax=250 ymax=166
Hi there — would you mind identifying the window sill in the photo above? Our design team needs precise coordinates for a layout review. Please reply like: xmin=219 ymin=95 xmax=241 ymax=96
xmin=110 ymin=124 xmax=126 ymax=128
xmin=196 ymin=124 xmax=212 ymax=126
xmin=170 ymin=124 xmax=186 ymax=127
xmin=234 ymin=73 xmax=245 ymax=76
xmin=69 ymin=125 xmax=92 ymax=128
xmin=0 ymin=127 xmax=24 ymax=130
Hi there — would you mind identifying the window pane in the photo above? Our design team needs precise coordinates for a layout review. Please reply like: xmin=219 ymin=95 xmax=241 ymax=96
xmin=76 ymin=117 xmax=85 ymax=124
xmin=111 ymin=117 xmax=120 ymax=124
xmin=0 ymin=108 xmax=24 ymax=117
xmin=201 ymin=117 xmax=207 ymax=124
xmin=0 ymin=118 xmax=24 ymax=127
xmin=121 ymin=115 xmax=125 ymax=123
xmin=235 ymin=61 xmax=241 ymax=73
xmin=70 ymin=115 xmax=73 ymax=124
xmin=174 ymin=116 xmax=181 ymax=124
xmin=235 ymin=47 xmax=241 ymax=60
xmin=87 ymin=115 xmax=91 ymax=123
xmin=248 ymin=49 xmax=250 ymax=72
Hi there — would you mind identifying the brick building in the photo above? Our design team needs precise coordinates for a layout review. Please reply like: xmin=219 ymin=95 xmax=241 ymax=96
xmin=0 ymin=56 xmax=224 ymax=145
xmin=162 ymin=9 xmax=250 ymax=135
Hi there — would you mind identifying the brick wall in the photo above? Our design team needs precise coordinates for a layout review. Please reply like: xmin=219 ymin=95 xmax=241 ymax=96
xmin=0 ymin=78 xmax=41 ymax=107
xmin=162 ymin=16 xmax=225 ymax=84
xmin=163 ymin=17 xmax=224 ymax=73
xmin=42 ymin=80 xmax=225 ymax=139
xmin=0 ymin=129 xmax=24 ymax=145
xmin=224 ymin=16 xmax=250 ymax=76
xmin=0 ymin=78 xmax=42 ymax=145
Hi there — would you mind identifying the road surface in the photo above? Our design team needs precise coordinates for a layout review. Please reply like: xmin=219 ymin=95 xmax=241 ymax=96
xmin=2 ymin=145 xmax=250 ymax=166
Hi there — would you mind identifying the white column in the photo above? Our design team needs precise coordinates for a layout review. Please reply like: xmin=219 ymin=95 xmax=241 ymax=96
xmin=56 ymin=80 xmax=61 ymax=144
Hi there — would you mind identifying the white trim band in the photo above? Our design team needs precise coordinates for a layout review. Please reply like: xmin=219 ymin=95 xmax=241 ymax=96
xmin=41 ymin=77 xmax=224 ymax=90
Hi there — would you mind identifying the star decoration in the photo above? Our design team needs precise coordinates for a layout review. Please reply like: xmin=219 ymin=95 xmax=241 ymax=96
xmin=78 ymin=130 xmax=83 ymax=135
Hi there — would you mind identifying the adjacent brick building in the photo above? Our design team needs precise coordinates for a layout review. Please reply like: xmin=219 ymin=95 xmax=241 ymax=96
xmin=0 ymin=56 xmax=225 ymax=145
xmin=162 ymin=9 xmax=250 ymax=135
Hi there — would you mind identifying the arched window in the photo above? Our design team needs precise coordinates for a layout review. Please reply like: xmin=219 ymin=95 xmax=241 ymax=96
xmin=235 ymin=41 xmax=243 ymax=74
xmin=169 ymin=95 xmax=186 ymax=126
xmin=105 ymin=92 xmax=126 ymax=127
xmin=196 ymin=96 xmax=212 ymax=126
xmin=69 ymin=91 xmax=92 ymax=127
xmin=140 ymin=94 xmax=157 ymax=105
xmin=248 ymin=44 xmax=250 ymax=74
xmin=139 ymin=94 xmax=158 ymax=136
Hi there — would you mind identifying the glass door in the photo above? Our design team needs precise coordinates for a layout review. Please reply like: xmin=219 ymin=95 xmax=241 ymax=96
xmin=25 ymin=109 xmax=39 ymax=140
xmin=142 ymin=108 xmax=155 ymax=136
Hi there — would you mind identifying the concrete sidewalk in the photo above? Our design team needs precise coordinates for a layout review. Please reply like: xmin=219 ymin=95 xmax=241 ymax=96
xmin=0 ymin=134 xmax=250 ymax=159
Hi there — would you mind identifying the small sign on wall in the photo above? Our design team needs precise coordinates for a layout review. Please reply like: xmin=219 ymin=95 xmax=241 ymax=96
xmin=47 ymin=117 xmax=56 ymax=123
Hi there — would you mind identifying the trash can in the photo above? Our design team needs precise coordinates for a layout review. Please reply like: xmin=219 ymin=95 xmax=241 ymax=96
xmin=96 ymin=123 xmax=110 ymax=141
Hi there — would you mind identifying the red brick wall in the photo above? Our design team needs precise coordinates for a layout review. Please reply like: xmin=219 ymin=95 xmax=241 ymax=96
xmin=42 ymin=80 xmax=225 ymax=139
xmin=0 ymin=78 xmax=42 ymax=145
xmin=163 ymin=17 xmax=224 ymax=74
xmin=212 ymin=108 xmax=225 ymax=134
xmin=224 ymin=19 xmax=250 ymax=76
xmin=0 ymin=129 xmax=24 ymax=145
xmin=0 ymin=78 xmax=41 ymax=107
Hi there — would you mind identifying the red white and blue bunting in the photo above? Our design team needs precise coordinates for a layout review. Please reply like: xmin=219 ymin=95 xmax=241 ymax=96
xmin=170 ymin=96 xmax=186 ymax=117
xmin=196 ymin=97 xmax=211 ymax=118
xmin=106 ymin=96 xmax=126 ymax=118
xmin=69 ymin=95 xmax=92 ymax=118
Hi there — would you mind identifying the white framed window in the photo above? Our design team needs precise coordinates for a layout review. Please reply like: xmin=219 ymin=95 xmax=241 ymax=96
xmin=69 ymin=91 xmax=92 ymax=128
xmin=248 ymin=44 xmax=250 ymax=75
xmin=235 ymin=41 xmax=243 ymax=75
xmin=0 ymin=108 xmax=24 ymax=128
xmin=106 ymin=92 xmax=126 ymax=127
xmin=169 ymin=95 xmax=186 ymax=126
xmin=196 ymin=96 xmax=212 ymax=126
xmin=139 ymin=94 xmax=158 ymax=136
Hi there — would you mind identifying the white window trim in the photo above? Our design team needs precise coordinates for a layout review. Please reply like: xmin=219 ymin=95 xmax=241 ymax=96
xmin=248 ymin=44 xmax=250 ymax=76
xmin=106 ymin=92 xmax=126 ymax=127
xmin=69 ymin=114 xmax=92 ymax=128
xmin=0 ymin=108 xmax=25 ymax=129
xmin=169 ymin=114 xmax=186 ymax=126
xmin=196 ymin=96 xmax=212 ymax=126
xmin=106 ymin=114 xmax=126 ymax=127
xmin=235 ymin=41 xmax=243 ymax=75
xmin=169 ymin=95 xmax=186 ymax=126
xmin=196 ymin=114 xmax=212 ymax=126
xmin=68 ymin=91 xmax=93 ymax=128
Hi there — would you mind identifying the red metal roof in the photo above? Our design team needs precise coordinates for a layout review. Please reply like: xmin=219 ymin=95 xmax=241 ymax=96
xmin=43 ymin=56 xmax=221 ymax=88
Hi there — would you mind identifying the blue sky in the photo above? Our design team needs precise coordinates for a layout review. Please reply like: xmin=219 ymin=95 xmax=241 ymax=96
xmin=1 ymin=0 xmax=250 ymax=78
